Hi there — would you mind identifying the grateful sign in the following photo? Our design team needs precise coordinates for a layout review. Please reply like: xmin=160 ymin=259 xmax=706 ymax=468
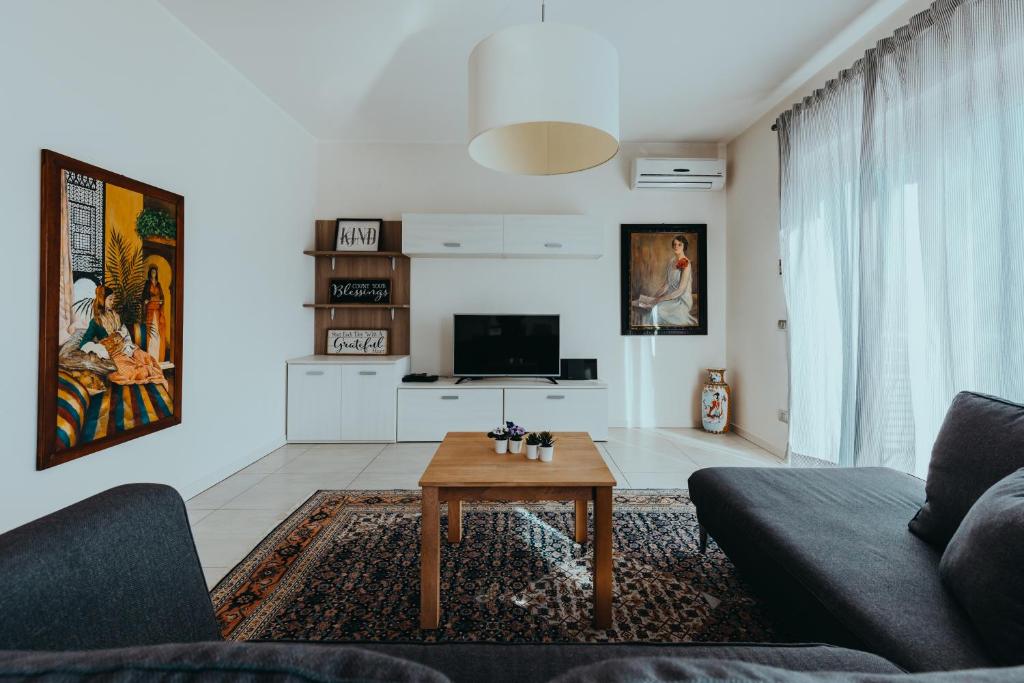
xmin=326 ymin=329 xmax=389 ymax=355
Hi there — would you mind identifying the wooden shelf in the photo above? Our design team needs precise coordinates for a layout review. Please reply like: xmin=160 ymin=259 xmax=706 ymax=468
xmin=304 ymin=250 xmax=406 ymax=257
xmin=309 ymin=219 xmax=410 ymax=355
xmin=303 ymin=303 xmax=409 ymax=309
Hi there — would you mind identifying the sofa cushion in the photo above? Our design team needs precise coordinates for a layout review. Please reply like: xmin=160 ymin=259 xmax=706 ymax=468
xmin=908 ymin=392 xmax=1024 ymax=549
xmin=0 ymin=484 xmax=219 ymax=651
xmin=350 ymin=642 xmax=901 ymax=683
xmin=939 ymin=468 xmax=1024 ymax=665
xmin=0 ymin=642 xmax=449 ymax=682
xmin=688 ymin=467 xmax=991 ymax=672
xmin=550 ymin=656 xmax=1024 ymax=683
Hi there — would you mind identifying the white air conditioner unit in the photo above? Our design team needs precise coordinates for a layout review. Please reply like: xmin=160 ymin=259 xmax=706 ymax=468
xmin=631 ymin=158 xmax=726 ymax=190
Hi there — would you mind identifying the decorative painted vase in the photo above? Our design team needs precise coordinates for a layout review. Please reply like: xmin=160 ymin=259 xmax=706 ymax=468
xmin=509 ymin=439 xmax=523 ymax=454
xmin=539 ymin=446 xmax=554 ymax=462
xmin=526 ymin=444 xmax=539 ymax=460
xmin=701 ymin=368 xmax=731 ymax=434
xmin=494 ymin=439 xmax=509 ymax=454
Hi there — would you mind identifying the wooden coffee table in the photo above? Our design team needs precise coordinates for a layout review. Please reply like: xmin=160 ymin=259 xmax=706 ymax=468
xmin=418 ymin=431 xmax=616 ymax=630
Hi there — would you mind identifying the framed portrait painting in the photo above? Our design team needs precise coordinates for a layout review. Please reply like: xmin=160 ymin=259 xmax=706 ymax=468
xmin=37 ymin=150 xmax=184 ymax=470
xmin=620 ymin=224 xmax=707 ymax=336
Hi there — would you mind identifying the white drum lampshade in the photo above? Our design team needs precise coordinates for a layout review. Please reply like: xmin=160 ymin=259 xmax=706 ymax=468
xmin=468 ymin=23 xmax=619 ymax=175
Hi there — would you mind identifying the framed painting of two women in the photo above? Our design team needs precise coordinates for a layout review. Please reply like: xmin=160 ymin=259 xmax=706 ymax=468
xmin=37 ymin=150 xmax=184 ymax=470
xmin=621 ymin=224 xmax=707 ymax=336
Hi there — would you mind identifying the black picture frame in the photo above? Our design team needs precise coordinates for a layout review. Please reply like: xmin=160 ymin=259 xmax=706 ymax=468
xmin=334 ymin=218 xmax=382 ymax=252
xmin=620 ymin=224 xmax=708 ymax=336
xmin=328 ymin=278 xmax=391 ymax=304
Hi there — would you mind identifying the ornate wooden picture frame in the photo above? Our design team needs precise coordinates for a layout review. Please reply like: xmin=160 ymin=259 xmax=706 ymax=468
xmin=37 ymin=150 xmax=184 ymax=470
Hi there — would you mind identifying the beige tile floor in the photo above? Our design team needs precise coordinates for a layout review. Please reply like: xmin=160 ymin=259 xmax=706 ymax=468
xmin=189 ymin=428 xmax=783 ymax=588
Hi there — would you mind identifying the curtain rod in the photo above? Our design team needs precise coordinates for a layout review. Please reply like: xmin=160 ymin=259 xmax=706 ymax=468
xmin=771 ymin=123 xmax=778 ymax=132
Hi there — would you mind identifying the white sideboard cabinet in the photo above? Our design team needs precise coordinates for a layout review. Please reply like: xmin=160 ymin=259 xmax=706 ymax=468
xmin=286 ymin=355 xmax=410 ymax=443
xmin=397 ymin=378 xmax=608 ymax=442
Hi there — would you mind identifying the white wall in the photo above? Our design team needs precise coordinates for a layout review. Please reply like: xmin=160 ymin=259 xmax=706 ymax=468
xmin=0 ymin=1 xmax=316 ymax=532
xmin=725 ymin=0 xmax=932 ymax=457
xmin=317 ymin=142 xmax=726 ymax=429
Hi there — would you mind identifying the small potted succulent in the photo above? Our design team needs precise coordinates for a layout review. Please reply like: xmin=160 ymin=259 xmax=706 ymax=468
xmin=525 ymin=432 xmax=541 ymax=460
xmin=506 ymin=421 xmax=526 ymax=454
xmin=488 ymin=424 xmax=510 ymax=454
xmin=538 ymin=431 xmax=556 ymax=463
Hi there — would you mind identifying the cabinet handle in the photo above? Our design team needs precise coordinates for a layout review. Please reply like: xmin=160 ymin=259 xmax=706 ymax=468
xmin=544 ymin=242 xmax=563 ymax=248
xmin=443 ymin=242 xmax=462 ymax=248
xmin=359 ymin=371 xmax=377 ymax=376
xmin=547 ymin=394 xmax=566 ymax=400
xmin=440 ymin=395 xmax=460 ymax=400
xmin=305 ymin=370 xmax=325 ymax=376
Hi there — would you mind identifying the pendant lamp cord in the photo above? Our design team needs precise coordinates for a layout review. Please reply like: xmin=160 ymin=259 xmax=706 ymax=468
xmin=541 ymin=1 xmax=545 ymax=22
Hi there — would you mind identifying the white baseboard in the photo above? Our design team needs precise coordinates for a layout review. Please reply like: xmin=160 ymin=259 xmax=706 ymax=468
xmin=179 ymin=435 xmax=286 ymax=501
xmin=730 ymin=423 xmax=788 ymax=462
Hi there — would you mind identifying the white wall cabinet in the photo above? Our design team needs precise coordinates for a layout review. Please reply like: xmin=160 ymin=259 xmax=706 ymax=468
xmin=286 ymin=356 xmax=409 ymax=443
xmin=400 ymin=214 xmax=503 ymax=257
xmin=501 ymin=214 xmax=603 ymax=258
xmin=402 ymin=213 xmax=603 ymax=259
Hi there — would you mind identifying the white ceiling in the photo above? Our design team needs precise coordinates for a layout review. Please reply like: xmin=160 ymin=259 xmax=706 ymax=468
xmin=157 ymin=0 xmax=880 ymax=143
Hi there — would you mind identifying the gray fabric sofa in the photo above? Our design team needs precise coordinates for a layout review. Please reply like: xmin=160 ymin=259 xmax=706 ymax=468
xmin=687 ymin=391 xmax=1024 ymax=675
xmin=0 ymin=483 xmax=1018 ymax=682
xmin=688 ymin=467 xmax=991 ymax=672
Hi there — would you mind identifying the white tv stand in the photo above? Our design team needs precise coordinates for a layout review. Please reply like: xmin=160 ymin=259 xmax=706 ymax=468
xmin=285 ymin=359 xmax=608 ymax=444
xmin=397 ymin=377 xmax=608 ymax=442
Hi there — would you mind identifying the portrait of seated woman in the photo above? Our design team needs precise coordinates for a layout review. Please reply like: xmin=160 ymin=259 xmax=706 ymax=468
xmin=621 ymin=224 xmax=707 ymax=336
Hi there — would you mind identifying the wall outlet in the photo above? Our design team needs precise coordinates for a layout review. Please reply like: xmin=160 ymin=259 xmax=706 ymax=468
xmin=777 ymin=319 xmax=787 ymax=330
xmin=777 ymin=409 xmax=789 ymax=424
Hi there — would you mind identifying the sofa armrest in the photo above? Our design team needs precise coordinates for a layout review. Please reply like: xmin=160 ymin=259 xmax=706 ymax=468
xmin=0 ymin=484 xmax=220 ymax=650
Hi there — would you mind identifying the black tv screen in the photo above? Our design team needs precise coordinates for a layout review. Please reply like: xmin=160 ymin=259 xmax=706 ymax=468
xmin=453 ymin=315 xmax=560 ymax=377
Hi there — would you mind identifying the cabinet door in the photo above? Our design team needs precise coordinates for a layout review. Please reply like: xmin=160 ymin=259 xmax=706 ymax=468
xmin=504 ymin=388 xmax=608 ymax=440
xmin=340 ymin=365 xmax=396 ymax=441
xmin=401 ymin=214 xmax=503 ymax=257
xmin=502 ymin=215 xmax=603 ymax=258
xmin=287 ymin=364 xmax=342 ymax=441
xmin=397 ymin=388 xmax=504 ymax=441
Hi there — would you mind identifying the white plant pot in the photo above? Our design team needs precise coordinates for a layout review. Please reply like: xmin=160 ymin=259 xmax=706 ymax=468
xmin=526 ymin=444 xmax=539 ymax=460
xmin=509 ymin=439 xmax=523 ymax=454
xmin=494 ymin=439 xmax=509 ymax=454
xmin=539 ymin=446 xmax=554 ymax=462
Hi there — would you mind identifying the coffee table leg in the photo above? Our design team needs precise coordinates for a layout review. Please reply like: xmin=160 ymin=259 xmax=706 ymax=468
xmin=448 ymin=499 xmax=462 ymax=543
xmin=421 ymin=486 xmax=440 ymax=629
xmin=574 ymin=499 xmax=588 ymax=543
xmin=593 ymin=486 xmax=613 ymax=629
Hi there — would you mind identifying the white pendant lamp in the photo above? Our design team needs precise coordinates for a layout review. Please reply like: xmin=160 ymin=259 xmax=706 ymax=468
xmin=467 ymin=5 xmax=619 ymax=175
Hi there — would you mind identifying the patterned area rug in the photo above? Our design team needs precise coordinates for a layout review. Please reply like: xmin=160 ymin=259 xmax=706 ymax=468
xmin=212 ymin=490 xmax=783 ymax=643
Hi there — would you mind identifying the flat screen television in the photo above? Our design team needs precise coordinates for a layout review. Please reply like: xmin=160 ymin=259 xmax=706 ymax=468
xmin=453 ymin=314 xmax=560 ymax=378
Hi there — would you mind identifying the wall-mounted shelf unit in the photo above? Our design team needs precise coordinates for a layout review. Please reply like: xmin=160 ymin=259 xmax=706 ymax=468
xmin=305 ymin=220 xmax=410 ymax=355
xmin=401 ymin=213 xmax=604 ymax=259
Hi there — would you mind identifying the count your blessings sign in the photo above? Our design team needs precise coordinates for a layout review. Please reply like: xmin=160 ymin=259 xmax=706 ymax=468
xmin=329 ymin=278 xmax=391 ymax=304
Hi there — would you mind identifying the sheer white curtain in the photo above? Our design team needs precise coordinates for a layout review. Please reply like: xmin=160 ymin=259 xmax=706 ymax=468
xmin=779 ymin=0 xmax=1024 ymax=476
